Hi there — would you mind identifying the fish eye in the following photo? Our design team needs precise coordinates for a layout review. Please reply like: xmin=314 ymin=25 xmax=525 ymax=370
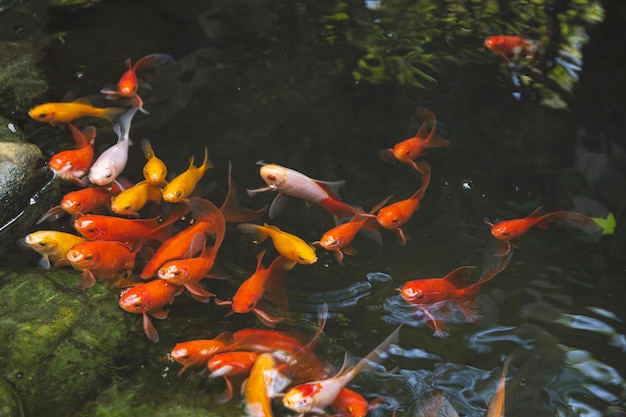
xmin=105 ymin=172 xmax=112 ymax=179
xmin=175 ymin=191 xmax=181 ymax=197
xmin=37 ymin=113 xmax=47 ymax=119
xmin=85 ymin=254 xmax=93 ymax=260
xmin=38 ymin=241 xmax=47 ymax=247
xmin=87 ymin=228 xmax=96 ymax=233
xmin=134 ymin=301 xmax=142 ymax=307
xmin=267 ymin=174 xmax=276 ymax=181
xmin=124 ymin=205 xmax=131 ymax=210
xmin=415 ymin=289 xmax=423 ymax=298
xmin=347 ymin=406 xmax=353 ymax=413
xmin=391 ymin=218 xmax=399 ymax=223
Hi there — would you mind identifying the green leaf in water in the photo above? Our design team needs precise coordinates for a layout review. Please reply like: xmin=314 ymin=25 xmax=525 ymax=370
xmin=591 ymin=212 xmax=616 ymax=235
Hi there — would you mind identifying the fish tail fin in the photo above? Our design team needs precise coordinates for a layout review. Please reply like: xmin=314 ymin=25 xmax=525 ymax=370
xmin=350 ymin=325 xmax=401 ymax=378
xmin=537 ymin=211 xmax=602 ymax=234
xmin=101 ymin=106 xmax=128 ymax=123
xmin=220 ymin=161 xmax=268 ymax=222
xmin=133 ymin=53 xmax=176 ymax=73
xmin=141 ymin=139 xmax=155 ymax=159
xmin=199 ymin=147 xmax=214 ymax=173
xmin=427 ymin=134 xmax=450 ymax=149
xmin=237 ymin=223 xmax=269 ymax=243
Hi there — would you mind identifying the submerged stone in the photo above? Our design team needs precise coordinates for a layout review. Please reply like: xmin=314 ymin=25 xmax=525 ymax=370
xmin=0 ymin=269 xmax=138 ymax=417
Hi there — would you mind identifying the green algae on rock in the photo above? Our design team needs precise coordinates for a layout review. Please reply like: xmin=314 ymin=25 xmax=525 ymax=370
xmin=0 ymin=269 xmax=135 ymax=417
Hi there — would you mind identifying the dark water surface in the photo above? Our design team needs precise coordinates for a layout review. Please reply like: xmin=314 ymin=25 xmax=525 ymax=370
xmin=4 ymin=0 xmax=626 ymax=416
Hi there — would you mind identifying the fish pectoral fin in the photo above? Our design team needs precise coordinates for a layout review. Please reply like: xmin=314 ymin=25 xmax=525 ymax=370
xmin=268 ymin=193 xmax=289 ymax=218
xmin=148 ymin=307 xmax=170 ymax=320
xmin=143 ymin=313 xmax=160 ymax=343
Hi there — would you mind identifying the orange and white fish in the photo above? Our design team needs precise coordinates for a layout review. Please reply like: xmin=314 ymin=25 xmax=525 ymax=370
xmin=48 ymin=124 xmax=96 ymax=185
xmin=237 ymin=223 xmax=317 ymax=269
xmin=162 ymin=147 xmax=213 ymax=203
xmin=101 ymin=54 xmax=175 ymax=114
xmin=169 ymin=331 xmax=233 ymax=377
xmin=282 ymin=325 xmax=401 ymax=414
xmin=118 ymin=279 xmax=183 ymax=343
xmin=208 ymin=350 xmax=259 ymax=403
xmin=141 ymin=139 xmax=168 ymax=185
xmin=484 ymin=206 xmax=603 ymax=255
xmin=88 ymin=106 xmax=139 ymax=186
xmin=375 ymin=161 xmax=431 ymax=245
xmin=378 ymin=108 xmax=448 ymax=173
xmin=19 ymin=230 xmax=87 ymax=268
xmin=246 ymin=162 xmax=357 ymax=223
xmin=28 ymin=99 xmax=125 ymax=125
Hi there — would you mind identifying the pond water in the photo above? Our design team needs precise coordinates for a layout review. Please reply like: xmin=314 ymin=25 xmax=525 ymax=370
xmin=3 ymin=0 xmax=626 ymax=416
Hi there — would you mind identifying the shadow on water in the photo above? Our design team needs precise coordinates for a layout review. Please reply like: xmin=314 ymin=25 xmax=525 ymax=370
xmin=1 ymin=0 xmax=625 ymax=416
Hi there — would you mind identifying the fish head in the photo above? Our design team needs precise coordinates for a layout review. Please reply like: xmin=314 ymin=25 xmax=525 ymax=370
xmin=117 ymin=77 xmax=138 ymax=97
xmin=158 ymin=262 xmax=188 ymax=282
xmin=231 ymin=291 xmax=257 ymax=314
xmin=294 ymin=246 xmax=318 ymax=265
xmin=23 ymin=231 xmax=57 ymax=255
xmin=110 ymin=194 xmax=137 ymax=215
xmin=162 ymin=184 xmax=185 ymax=203
xmin=392 ymin=141 xmax=417 ymax=162
xmin=118 ymin=286 xmax=149 ymax=313
xmin=259 ymin=164 xmax=289 ymax=190
xmin=376 ymin=207 xmax=403 ymax=230
xmin=484 ymin=36 xmax=504 ymax=51
xmin=397 ymin=282 xmax=425 ymax=303
xmin=282 ymin=383 xmax=320 ymax=413
xmin=143 ymin=159 xmax=167 ymax=184
xmin=66 ymin=245 xmax=98 ymax=268
xmin=490 ymin=221 xmax=512 ymax=240
xmin=89 ymin=162 xmax=117 ymax=186
xmin=333 ymin=389 xmax=369 ymax=417
xmin=61 ymin=194 xmax=85 ymax=214
xmin=28 ymin=104 xmax=55 ymax=123
xmin=318 ymin=233 xmax=341 ymax=250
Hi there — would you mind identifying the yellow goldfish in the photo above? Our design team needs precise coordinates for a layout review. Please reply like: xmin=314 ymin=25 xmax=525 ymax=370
xmin=244 ymin=352 xmax=291 ymax=417
xmin=486 ymin=356 xmax=513 ymax=417
xmin=141 ymin=139 xmax=168 ymax=185
xmin=28 ymin=100 xmax=125 ymax=125
xmin=162 ymin=147 xmax=213 ymax=203
xmin=110 ymin=181 xmax=163 ymax=215
xmin=237 ymin=223 xmax=318 ymax=268
xmin=20 ymin=230 xmax=87 ymax=268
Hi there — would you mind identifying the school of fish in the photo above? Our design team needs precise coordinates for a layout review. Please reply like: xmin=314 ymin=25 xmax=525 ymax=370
xmin=19 ymin=44 xmax=616 ymax=417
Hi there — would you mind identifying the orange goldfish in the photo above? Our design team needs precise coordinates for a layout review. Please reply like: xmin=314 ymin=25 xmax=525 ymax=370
xmin=100 ymin=54 xmax=175 ymax=113
xmin=118 ymin=279 xmax=183 ymax=343
xmin=484 ymin=206 xmax=603 ymax=255
xmin=141 ymin=139 xmax=168 ymax=185
xmin=375 ymin=161 xmax=431 ymax=245
xmin=169 ymin=331 xmax=233 ymax=377
xmin=484 ymin=35 xmax=537 ymax=65
xmin=207 ymin=351 xmax=259 ymax=403
xmin=37 ymin=186 xmax=116 ymax=224
xmin=48 ymin=124 xmax=96 ymax=184
xmin=66 ymin=240 xmax=139 ymax=288
xmin=330 ymin=388 xmax=371 ymax=417
xmin=28 ymin=99 xmax=124 ymax=125
xmin=73 ymin=201 xmax=189 ymax=242
xmin=19 ymin=230 xmax=87 ymax=268
xmin=237 ymin=223 xmax=317 ymax=269
xmin=216 ymin=251 xmax=290 ymax=327
xmin=247 ymin=162 xmax=357 ymax=223
xmin=162 ymin=147 xmax=213 ymax=203
xmin=110 ymin=180 xmax=162 ymax=216
xmin=378 ymin=108 xmax=448 ymax=173
xmin=282 ymin=325 xmax=400 ymax=414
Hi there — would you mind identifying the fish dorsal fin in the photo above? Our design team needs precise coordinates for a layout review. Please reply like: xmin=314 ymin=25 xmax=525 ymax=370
xmin=525 ymin=206 xmax=544 ymax=219
xmin=72 ymin=97 xmax=92 ymax=105
xmin=314 ymin=180 xmax=345 ymax=201
xmin=443 ymin=266 xmax=476 ymax=289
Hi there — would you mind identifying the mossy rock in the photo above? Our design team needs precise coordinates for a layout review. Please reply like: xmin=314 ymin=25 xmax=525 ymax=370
xmin=0 ymin=269 xmax=136 ymax=417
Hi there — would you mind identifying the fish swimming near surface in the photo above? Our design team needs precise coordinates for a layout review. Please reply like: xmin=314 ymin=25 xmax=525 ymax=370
xmin=66 ymin=240 xmax=140 ymax=288
xmin=486 ymin=357 xmax=513 ymax=417
xmin=484 ymin=205 xmax=604 ymax=255
xmin=244 ymin=352 xmax=292 ymax=417
xmin=484 ymin=35 xmax=538 ymax=65
xmin=281 ymin=325 xmax=401 ymax=415
xmin=378 ymin=108 xmax=448 ymax=174
xmin=246 ymin=162 xmax=357 ymax=223
xmin=100 ymin=53 xmax=176 ymax=114
xmin=48 ymin=123 xmax=96 ymax=185
xmin=88 ymin=105 xmax=140 ymax=186
xmin=19 ymin=230 xmax=87 ymax=269
xmin=237 ymin=222 xmax=318 ymax=269
xmin=118 ymin=279 xmax=183 ymax=343
xmin=28 ymin=99 xmax=125 ymax=125
xmin=162 ymin=147 xmax=213 ymax=203
xmin=141 ymin=139 xmax=168 ymax=185
xmin=169 ymin=331 xmax=234 ymax=377
xmin=207 ymin=350 xmax=259 ymax=403
xmin=110 ymin=180 xmax=163 ymax=216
